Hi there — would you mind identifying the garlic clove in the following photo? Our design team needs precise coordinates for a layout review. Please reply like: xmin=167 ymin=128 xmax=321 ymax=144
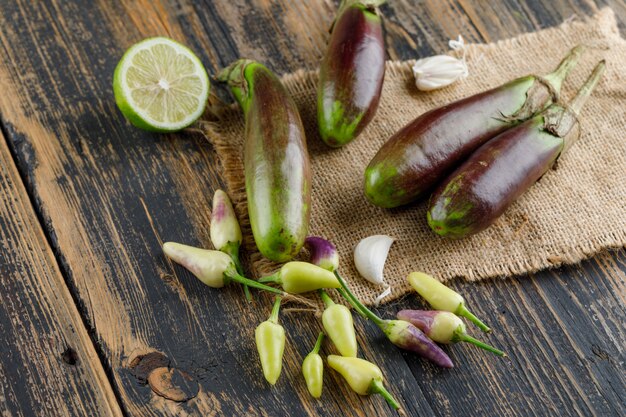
xmin=353 ymin=235 xmax=395 ymax=286
xmin=412 ymin=55 xmax=468 ymax=91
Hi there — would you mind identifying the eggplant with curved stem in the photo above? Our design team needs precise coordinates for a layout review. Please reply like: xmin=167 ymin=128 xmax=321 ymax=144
xmin=364 ymin=45 xmax=585 ymax=208
xmin=218 ymin=60 xmax=311 ymax=262
xmin=428 ymin=61 xmax=606 ymax=239
xmin=317 ymin=0 xmax=386 ymax=147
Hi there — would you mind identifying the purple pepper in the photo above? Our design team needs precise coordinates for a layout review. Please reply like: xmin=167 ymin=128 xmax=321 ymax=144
xmin=397 ymin=310 xmax=505 ymax=356
xmin=304 ymin=236 xmax=340 ymax=272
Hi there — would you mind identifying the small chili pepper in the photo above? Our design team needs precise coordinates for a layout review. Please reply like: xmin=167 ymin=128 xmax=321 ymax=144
xmin=304 ymin=236 xmax=340 ymax=272
xmin=320 ymin=289 xmax=358 ymax=357
xmin=327 ymin=355 xmax=399 ymax=410
xmin=302 ymin=332 xmax=325 ymax=398
xmin=336 ymin=272 xmax=453 ymax=368
xmin=210 ymin=189 xmax=251 ymax=301
xmin=258 ymin=262 xmax=340 ymax=294
xmin=162 ymin=242 xmax=283 ymax=295
xmin=256 ymin=297 xmax=286 ymax=385
xmin=408 ymin=272 xmax=489 ymax=332
xmin=397 ymin=310 xmax=505 ymax=356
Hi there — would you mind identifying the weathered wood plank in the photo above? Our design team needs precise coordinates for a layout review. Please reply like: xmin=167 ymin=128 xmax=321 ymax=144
xmin=0 ymin=128 xmax=123 ymax=416
xmin=0 ymin=0 xmax=624 ymax=416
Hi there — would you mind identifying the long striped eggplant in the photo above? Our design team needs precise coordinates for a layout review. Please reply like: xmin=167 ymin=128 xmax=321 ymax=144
xmin=364 ymin=45 xmax=585 ymax=208
xmin=428 ymin=61 xmax=605 ymax=238
xmin=317 ymin=0 xmax=386 ymax=147
xmin=218 ymin=60 xmax=311 ymax=262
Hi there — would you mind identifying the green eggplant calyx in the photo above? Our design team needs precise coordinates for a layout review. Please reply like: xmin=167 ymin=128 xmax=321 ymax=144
xmin=216 ymin=59 xmax=256 ymax=111
xmin=369 ymin=379 xmax=400 ymax=410
xmin=452 ymin=328 xmax=506 ymax=356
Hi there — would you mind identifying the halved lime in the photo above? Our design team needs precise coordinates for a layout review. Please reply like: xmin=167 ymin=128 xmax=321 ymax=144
xmin=113 ymin=37 xmax=210 ymax=133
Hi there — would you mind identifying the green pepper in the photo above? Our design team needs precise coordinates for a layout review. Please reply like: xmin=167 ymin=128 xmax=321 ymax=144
xmin=320 ymin=290 xmax=358 ymax=357
xmin=408 ymin=272 xmax=490 ymax=332
xmin=259 ymin=262 xmax=340 ymax=294
xmin=255 ymin=297 xmax=286 ymax=385
xmin=302 ymin=332 xmax=325 ymax=398
xmin=327 ymin=355 xmax=399 ymax=409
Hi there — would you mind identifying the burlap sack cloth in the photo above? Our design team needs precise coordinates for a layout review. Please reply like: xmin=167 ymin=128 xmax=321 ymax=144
xmin=204 ymin=8 xmax=626 ymax=305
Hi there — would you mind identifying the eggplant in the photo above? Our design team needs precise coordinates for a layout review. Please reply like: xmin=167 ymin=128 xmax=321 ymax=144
xmin=364 ymin=46 xmax=584 ymax=208
xmin=428 ymin=61 xmax=605 ymax=238
xmin=317 ymin=0 xmax=386 ymax=147
xmin=218 ymin=60 xmax=311 ymax=261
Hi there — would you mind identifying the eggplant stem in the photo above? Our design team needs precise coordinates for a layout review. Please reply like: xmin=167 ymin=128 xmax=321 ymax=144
xmin=318 ymin=289 xmax=335 ymax=308
xmin=457 ymin=304 xmax=491 ymax=333
xmin=311 ymin=332 xmax=324 ymax=354
xmin=269 ymin=296 xmax=282 ymax=324
xmin=370 ymin=379 xmax=400 ymax=410
xmin=569 ymin=60 xmax=606 ymax=115
xmin=543 ymin=45 xmax=585 ymax=93
xmin=228 ymin=272 xmax=284 ymax=295
xmin=454 ymin=331 xmax=506 ymax=356
xmin=334 ymin=271 xmax=386 ymax=328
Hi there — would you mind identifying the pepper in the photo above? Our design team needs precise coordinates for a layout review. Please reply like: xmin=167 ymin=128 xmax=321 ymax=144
xmin=218 ymin=59 xmax=311 ymax=262
xmin=397 ymin=310 xmax=505 ymax=356
xmin=255 ymin=297 xmax=286 ymax=385
xmin=320 ymin=290 xmax=358 ymax=357
xmin=162 ymin=242 xmax=283 ymax=295
xmin=327 ymin=355 xmax=399 ymax=409
xmin=408 ymin=272 xmax=490 ymax=332
xmin=258 ymin=262 xmax=340 ymax=294
xmin=317 ymin=0 xmax=386 ymax=147
xmin=336 ymin=272 xmax=453 ymax=368
xmin=304 ymin=236 xmax=340 ymax=272
xmin=302 ymin=332 xmax=325 ymax=398
xmin=210 ymin=189 xmax=250 ymax=301
xmin=364 ymin=45 xmax=584 ymax=208
xmin=427 ymin=61 xmax=606 ymax=238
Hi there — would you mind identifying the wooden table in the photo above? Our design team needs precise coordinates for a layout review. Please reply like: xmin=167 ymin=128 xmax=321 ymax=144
xmin=0 ymin=1 xmax=624 ymax=416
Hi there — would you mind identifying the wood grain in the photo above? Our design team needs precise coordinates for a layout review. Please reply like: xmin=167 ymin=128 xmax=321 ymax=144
xmin=0 ymin=0 xmax=624 ymax=416
xmin=0 ymin=128 xmax=123 ymax=416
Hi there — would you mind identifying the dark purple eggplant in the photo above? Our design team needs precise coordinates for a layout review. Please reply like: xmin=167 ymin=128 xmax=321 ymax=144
xmin=428 ymin=61 xmax=605 ymax=238
xmin=217 ymin=60 xmax=311 ymax=261
xmin=317 ymin=0 xmax=386 ymax=147
xmin=364 ymin=46 xmax=585 ymax=208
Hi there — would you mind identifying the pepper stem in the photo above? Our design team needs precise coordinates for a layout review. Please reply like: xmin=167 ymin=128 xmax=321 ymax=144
xmin=457 ymin=304 xmax=491 ymax=333
xmin=543 ymin=45 xmax=585 ymax=93
xmin=258 ymin=272 xmax=281 ymax=284
xmin=319 ymin=289 xmax=335 ymax=308
xmin=311 ymin=332 xmax=324 ymax=355
xmin=337 ymin=288 xmax=367 ymax=319
xmin=453 ymin=329 xmax=506 ymax=356
xmin=369 ymin=379 xmax=400 ymax=410
xmin=226 ymin=271 xmax=284 ymax=295
xmin=569 ymin=60 xmax=606 ymax=115
xmin=222 ymin=242 xmax=251 ymax=302
xmin=269 ymin=296 xmax=282 ymax=324
xmin=334 ymin=271 xmax=386 ymax=328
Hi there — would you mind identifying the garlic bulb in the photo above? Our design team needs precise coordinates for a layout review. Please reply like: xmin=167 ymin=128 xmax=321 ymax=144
xmin=412 ymin=35 xmax=468 ymax=91
xmin=354 ymin=235 xmax=395 ymax=305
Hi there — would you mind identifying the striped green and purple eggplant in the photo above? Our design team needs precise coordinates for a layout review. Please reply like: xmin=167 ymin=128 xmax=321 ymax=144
xmin=364 ymin=45 xmax=585 ymax=208
xmin=317 ymin=0 xmax=386 ymax=147
xmin=428 ymin=61 xmax=605 ymax=239
xmin=218 ymin=60 xmax=311 ymax=262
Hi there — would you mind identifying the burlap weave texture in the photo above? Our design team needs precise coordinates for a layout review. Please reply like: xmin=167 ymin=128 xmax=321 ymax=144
xmin=206 ymin=8 xmax=626 ymax=305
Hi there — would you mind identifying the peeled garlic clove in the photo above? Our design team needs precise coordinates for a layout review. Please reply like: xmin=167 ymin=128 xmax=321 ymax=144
xmin=412 ymin=54 xmax=468 ymax=91
xmin=353 ymin=235 xmax=395 ymax=286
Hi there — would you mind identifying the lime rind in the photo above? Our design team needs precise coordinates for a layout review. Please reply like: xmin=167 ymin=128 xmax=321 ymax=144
xmin=113 ymin=37 xmax=210 ymax=133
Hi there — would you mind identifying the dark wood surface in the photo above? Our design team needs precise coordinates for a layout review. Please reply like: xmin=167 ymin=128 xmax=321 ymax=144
xmin=0 ymin=1 xmax=624 ymax=416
